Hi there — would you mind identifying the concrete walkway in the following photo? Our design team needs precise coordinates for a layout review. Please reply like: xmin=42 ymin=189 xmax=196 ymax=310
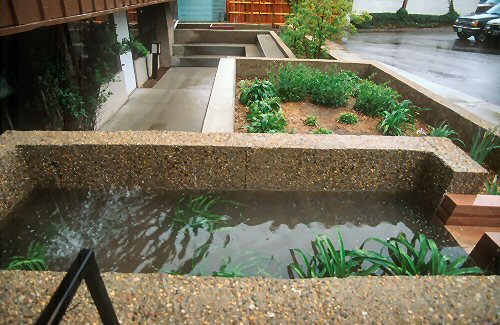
xmin=100 ymin=67 xmax=217 ymax=131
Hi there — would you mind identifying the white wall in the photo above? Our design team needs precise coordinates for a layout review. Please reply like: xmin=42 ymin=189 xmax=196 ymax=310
xmin=114 ymin=11 xmax=137 ymax=94
xmin=353 ymin=0 xmax=478 ymax=15
xmin=95 ymin=70 xmax=128 ymax=129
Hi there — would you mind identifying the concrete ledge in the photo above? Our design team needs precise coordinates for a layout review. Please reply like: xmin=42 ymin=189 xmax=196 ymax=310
xmin=436 ymin=194 xmax=500 ymax=226
xmin=270 ymin=31 xmax=296 ymax=59
xmin=0 ymin=131 xmax=486 ymax=219
xmin=257 ymin=34 xmax=285 ymax=58
xmin=202 ymin=58 xmax=236 ymax=132
xmin=0 ymin=271 xmax=498 ymax=323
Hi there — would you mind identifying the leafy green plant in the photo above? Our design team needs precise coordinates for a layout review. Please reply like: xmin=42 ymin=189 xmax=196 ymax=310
xmin=173 ymin=194 xmax=238 ymax=231
xmin=354 ymin=80 xmax=400 ymax=117
xmin=247 ymin=97 xmax=281 ymax=120
xmin=378 ymin=100 xmax=415 ymax=136
xmin=313 ymin=127 xmax=333 ymax=134
xmin=288 ymin=232 xmax=377 ymax=279
xmin=310 ymin=71 xmax=358 ymax=107
xmin=239 ymin=79 xmax=276 ymax=106
xmin=284 ymin=0 xmax=370 ymax=59
xmin=247 ymin=110 xmax=287 ymax=133
xmin=269 ymin=64 xmax=315 ymax=102
xmin=428 ymin=121 xmax=464 ymax=146
xmin=357 ymin=233 xmax=482 ymax=276
xmin=469 ymin=127 xmax=500 ymax=165
xmin=337 ymin=113 xmax=359 ymax=125
xmin=121 ymin=37 xmax=150 ymax=58
xmin=485 ymin=175 xmax=500 ymax=195
xmin=211 ymin=253 xmax=278 ymax=278
xmin=6 ymin=242 xmax=48 ymax=271
xmin=304 ymin=114 xmax=319 ymax=127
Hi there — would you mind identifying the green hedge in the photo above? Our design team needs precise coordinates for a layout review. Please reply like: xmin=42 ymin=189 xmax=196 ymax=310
xmin=354 ymin=11 xmax=458 ymax=29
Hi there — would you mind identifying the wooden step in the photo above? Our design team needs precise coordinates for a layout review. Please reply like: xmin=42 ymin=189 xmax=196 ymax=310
xmin=435 ymin=194 xmax=500 ymax=227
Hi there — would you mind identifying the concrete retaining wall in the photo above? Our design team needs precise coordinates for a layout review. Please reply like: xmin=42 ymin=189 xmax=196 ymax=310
xmin=95 ymin=70 xmax=128 ymax=130
xmin=175 ymin=29 xmax=272 ymax=44
xmin=0 ymin=271 xmax=498 ymax=323
xmin=235 ymin=58 xmax=499 ymax=171
xmin=134 ymin=56 xmax=150 ymax=87
xmin=0 ymin=131 xmax=486 ymax=220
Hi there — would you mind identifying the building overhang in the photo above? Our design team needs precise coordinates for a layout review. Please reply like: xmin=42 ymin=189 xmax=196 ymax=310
xmin=0 ymin=0 xmax=175 ymax=37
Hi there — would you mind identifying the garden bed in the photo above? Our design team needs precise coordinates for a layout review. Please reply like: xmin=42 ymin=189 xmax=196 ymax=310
xmin=235 ymin=80 xmax=427 ymax=135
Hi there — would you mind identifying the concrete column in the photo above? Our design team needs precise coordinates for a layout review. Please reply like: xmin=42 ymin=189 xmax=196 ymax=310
xmin=113 ymin=11 xmax=136 ymax=94
xmin=138 ymin=3 xmax=174 ymax=68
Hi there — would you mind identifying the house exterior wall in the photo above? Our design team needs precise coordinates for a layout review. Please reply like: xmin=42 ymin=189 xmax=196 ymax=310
xmin=213 ymin=0 xmax=226 ymax=22
xmin=177 ymin=0 xmax=214 ymax=21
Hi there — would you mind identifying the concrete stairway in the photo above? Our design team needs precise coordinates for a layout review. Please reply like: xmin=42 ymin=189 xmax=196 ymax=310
xmin=172 ymin=43 xmax=259 ymax=67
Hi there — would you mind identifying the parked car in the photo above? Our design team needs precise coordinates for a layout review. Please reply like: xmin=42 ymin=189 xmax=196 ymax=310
xmin=485 ymin=17 xmax=500 ymax=40
xmin=453 ymin=3 xmax=500 ymax=41
xmin=476 ymin=0 xmax=500 ymax=13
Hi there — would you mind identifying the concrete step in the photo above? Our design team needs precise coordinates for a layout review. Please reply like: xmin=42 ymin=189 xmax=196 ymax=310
xmin=172 ymin=55 xmax=221 ymax=67
xmin=257 ymin=34 xmax=285 ymax=58
xmin=173 ymin=44 xmax=246 ymax=56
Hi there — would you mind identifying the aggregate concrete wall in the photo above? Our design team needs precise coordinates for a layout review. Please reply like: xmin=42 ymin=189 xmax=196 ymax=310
xmin=1 ymin=271 xmax=498 ymax=324
xmin=0 ymin=131 xmax=486 ymax=220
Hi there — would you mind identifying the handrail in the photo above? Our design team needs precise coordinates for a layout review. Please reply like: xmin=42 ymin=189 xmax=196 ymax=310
xmin=36 ymin=249 xmax=119 ymax=325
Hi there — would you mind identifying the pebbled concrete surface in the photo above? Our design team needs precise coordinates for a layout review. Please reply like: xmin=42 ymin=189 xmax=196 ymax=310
xmin=0 ymin=271 xmax=498 ymax=324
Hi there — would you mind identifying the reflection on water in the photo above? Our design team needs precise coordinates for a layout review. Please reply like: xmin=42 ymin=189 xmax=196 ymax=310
xmin=0 ymin=189 xmax=464 ymax=277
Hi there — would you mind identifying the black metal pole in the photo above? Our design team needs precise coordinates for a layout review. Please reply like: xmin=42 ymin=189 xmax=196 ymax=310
xmin=152 ymin=53 xmax=159 ymax=79
xmin=36 ymin=249 xmax=119 ymax=325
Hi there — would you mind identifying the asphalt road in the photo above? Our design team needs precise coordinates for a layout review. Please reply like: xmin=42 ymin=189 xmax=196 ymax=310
xmin=343 ymin=28 xmax=500 ymax=106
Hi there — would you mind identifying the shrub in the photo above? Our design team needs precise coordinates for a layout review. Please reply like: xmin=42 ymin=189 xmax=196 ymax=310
xmin=239 ymin=79 xmax=276 ymax=106
xmin=378 ymin=100 xmax=415 ymax=136
xmin=121 ymin=37 xmax=149 ymax=58
xmin=428 ymin=121 xmax=464 ymax=146
xmin=485 ymin=175 xmax=500 ymax=195
xmin=269 ymin=64 xmax=315 ymax=102
xmin=469 ymin=127 xmax=500 ymax=165
xmin=354 ymin=80 xmax=400 ymax=117
xmin=313 ymin=127 xmax=333 ymax=134
xmin=247 ymin=110 xmax=287 ymax=133
xmin=337 ymin=113 xmax=359 ymax=125
xmin=357 ymin=233 xmax=482 ymax=276
xmin=310 ymin=71 xmax=359 ymax=107
xmin=247 ymin=97 xmax=281 ymax=120
xmin=6 ymin=242 xmax=48 ymax=271
xmin=304 ymin=114 xmax=319 ymax=127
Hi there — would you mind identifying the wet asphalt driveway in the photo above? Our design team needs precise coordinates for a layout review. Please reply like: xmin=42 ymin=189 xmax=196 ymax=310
xmin=343 ymin=28 xmax=500 ymax=106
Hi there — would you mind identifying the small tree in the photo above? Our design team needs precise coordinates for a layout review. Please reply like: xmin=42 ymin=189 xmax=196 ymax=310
xmin=283 ymin=0 xmax=370 ymax=59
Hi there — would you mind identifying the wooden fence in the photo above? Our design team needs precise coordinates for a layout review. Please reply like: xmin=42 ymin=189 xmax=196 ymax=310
xmin=227 ymin=0 xmax=291 ymax=26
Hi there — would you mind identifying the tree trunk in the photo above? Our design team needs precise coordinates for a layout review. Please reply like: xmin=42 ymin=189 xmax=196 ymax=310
xmin=401 ymin=0 xmax=408 ymax=9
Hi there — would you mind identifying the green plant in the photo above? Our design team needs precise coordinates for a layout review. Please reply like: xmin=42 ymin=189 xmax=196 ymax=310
xmin=469 ymin=127 xmax=500 ymax=165
xmin=269 ymin=64 xmax=315 ymax=102
xmin=304 ymin=114 xmax=319 ymax=127
xmin=121 ymin=37 xmax=150 ymax=58
xmin=247 ymin=97 xmax=281 ymax=120
xmin=239 ymin=79 xmax=276 ymax=106
xmin=378 ymin=100 xmax=415 ymax=136
xmin=247 ymin=110 xmax=287 ymax=133
xmin=173 ymin=194 xmax=238 ymax=231
xmin=428 ymin=121 xmax=464 ymax=146
xmin=6 ymin=242 xmax=48 ymax=271
xmin=313 ymin=127 xmax=333 ymax=134
xmin=310 ymin=71 xmax=359 ymax=107
xmin=337 ymin=113 xmax=359 ymax=125
xmin=357 ymin=233 xmax=482 ymax=276
xmin=354 ymin=80 xmax=400 ymax=117
xmin=288 ymin=232 xmax=377 ymax=279
xmin=284 ymin=0 xmax=369 ymax=59
xmin=485 ymin=175 xmax=500 ymax=195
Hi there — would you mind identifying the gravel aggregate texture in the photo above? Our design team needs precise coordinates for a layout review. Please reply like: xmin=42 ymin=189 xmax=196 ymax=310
xmin=0 ymin=271 xmax=498 ymax=324
xmin=0 ymin=131 xmax=486 ymax=220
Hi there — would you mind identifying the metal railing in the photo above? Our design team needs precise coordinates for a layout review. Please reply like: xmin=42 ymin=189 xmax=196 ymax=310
xmin=36 ymin=249 xmax=119 ymax=325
